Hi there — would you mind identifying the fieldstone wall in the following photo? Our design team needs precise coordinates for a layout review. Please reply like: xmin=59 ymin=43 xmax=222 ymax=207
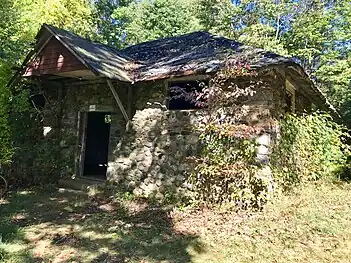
xmin=13 ymin=70 xmax=314 ymax=194
xmin=59 ymin=80 xmax=126 ymax=177
xmin=106 ymin=82 xmax=202 ymax=198
xmin=106 ymin=74 xmax=288 ymax=198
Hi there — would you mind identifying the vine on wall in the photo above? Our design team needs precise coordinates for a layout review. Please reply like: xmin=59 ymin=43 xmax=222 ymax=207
xmin=183 ymin=57 xmax=349 ymax=209
xmin=6 ymin=82 xmax=62 ymax=186
xmin=183 ymin=57 xmax=274 ymax=209
xmin=188 ymin=124 xmax=270 ymax=209
xmin=271 ymin=113 xmax=349 ymax=188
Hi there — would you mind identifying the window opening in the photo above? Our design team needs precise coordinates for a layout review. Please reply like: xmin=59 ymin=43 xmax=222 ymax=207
xmin=168 ymin=80 xmax=208 ymax=110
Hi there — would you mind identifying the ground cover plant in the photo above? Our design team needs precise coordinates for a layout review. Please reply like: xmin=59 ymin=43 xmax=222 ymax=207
xmin=1 ymin=179 xmax=351 ymax=262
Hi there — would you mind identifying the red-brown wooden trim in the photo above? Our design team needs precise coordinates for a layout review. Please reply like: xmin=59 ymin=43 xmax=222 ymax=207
xmin=24 ymin=38 xmax=87 ymax=77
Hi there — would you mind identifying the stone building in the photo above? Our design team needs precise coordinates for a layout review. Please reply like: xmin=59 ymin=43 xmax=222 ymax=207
xmin=9 ymin=24 xmax=335 ymax=196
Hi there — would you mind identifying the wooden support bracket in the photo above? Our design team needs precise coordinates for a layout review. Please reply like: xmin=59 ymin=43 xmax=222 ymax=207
xmin=106 ymin=79 xmax=131 ymax=131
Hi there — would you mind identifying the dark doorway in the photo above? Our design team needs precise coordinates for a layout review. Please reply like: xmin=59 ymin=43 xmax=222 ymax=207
xmin=83 ymin=112 xmax=111 ymax=179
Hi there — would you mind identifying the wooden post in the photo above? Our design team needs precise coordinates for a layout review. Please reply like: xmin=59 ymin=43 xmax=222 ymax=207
xmin=78 ymin=112 xmax=88 ymax=177
xmin=106 ymin=79 xmax=131 ymax=131
xmin=127 ymin=85 xmax=132 ymax=131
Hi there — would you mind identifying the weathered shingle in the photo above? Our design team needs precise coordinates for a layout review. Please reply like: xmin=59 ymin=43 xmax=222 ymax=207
xmin=122 ymin=31 xmax=293 ymax=81
xmin=42 ymin=25 xmax=294 ymax=82
xmin=44 ymin=24 xmax=135 ymax=82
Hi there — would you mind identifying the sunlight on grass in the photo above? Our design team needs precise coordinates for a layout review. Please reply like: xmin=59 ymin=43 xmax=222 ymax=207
xmin=190 ymin=181 xmax=351 ymax=263
xmin=1 ymin=181 xmax=351 ymax=262
xmin=17 ymin=190 xmax=33 ymax=195
xmin=79 ymin=229 xmax=120 ymax=242
xmin=0 ymin=199 xmax=9 ymax=205
xmin=0 ymin=242 xmax=26 ymax=254
xmin=11 ymin=213 xmax=27 ymax=221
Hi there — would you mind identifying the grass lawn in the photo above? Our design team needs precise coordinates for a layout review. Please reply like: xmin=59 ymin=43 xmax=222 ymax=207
xmin=1 ymin=180 xmax=351 ymax=262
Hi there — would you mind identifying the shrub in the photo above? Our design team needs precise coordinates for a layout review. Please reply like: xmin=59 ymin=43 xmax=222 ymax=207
xmin=188 ymin=113 xmax=349 ymax=210
xmin=271 ymin=113 xmax=349 ymax=188
xmin=188 ymin=124 xmax=271 ymax=209
xmin=0 ymin=78 xmax=14 ymax=178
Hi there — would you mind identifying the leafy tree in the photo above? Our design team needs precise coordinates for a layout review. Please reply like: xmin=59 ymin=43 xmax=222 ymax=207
xmin=230 ymin=0 xmax=293 ymax=55
xmin=14 ymin=0 xmax=95 ymax=43
xmin=195 ymin=0 xmax=234 ymax=36
xmin=284 ymin=0 xmax=351 ymax=124
xmin=0 ymin=0 xmax=96 ymax=170
xmin=0 ymin=0 xmax=20 ymax=167
xmin=92 ymin=0 xmax=135 ymax=46
xmin=111 ymin=0 xmax=201 ymax=46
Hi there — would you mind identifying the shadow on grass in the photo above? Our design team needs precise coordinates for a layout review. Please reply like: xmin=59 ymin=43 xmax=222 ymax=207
xmin=0 ymin=186 xmax=203 ymax=262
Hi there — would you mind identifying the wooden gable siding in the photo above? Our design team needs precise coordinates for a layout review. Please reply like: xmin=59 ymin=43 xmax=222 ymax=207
xmin=24 ymin=37 xmax=86 ymax=77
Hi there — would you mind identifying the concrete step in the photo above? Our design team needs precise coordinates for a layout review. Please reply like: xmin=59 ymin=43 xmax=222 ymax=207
xmin=58 ymin=177 xmax=105 ymax=191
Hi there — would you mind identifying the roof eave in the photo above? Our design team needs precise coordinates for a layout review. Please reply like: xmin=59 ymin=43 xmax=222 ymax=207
xmin=285 ymin=63 xmax=340 ymax=119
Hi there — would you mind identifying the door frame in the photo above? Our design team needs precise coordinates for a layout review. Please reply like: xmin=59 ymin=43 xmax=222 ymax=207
xmin=75 ymin=105 xmax=115 ymax=180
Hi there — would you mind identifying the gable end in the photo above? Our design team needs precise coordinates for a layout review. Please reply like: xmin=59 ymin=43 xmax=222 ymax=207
xmin=24 ymin=37 xmax=87 ymax=77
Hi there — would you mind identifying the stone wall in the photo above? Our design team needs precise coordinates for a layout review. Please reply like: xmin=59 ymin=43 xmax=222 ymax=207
xmin=14 ymin=70 xmax=314 ymax=194
xmin=106 ymin=82 xmax=201 ymax=198
xmin=106 ymin=74 xmax=288 ymax=197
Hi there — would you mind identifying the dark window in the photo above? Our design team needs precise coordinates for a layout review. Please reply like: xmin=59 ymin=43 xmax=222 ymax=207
xmin=29 ymin=93 xmax=46 ymax=110
xmin=168 ymin=80 xmax=207 ymax=110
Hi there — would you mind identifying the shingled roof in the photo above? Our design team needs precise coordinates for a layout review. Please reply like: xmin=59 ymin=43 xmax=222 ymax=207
xmin=26 ymin=24 xmax=297 ymax=83
xmin=123 ymin=31 xmax=293 ymax=81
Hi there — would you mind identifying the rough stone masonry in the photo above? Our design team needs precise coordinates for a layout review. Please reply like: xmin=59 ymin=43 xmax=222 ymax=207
xmin=23 ymin=70 xmax=312 ymax=198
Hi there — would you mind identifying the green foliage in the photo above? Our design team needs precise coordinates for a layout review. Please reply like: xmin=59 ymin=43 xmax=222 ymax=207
xmin=194 ymin=0 xmax=233 ymax=35
xmin=190 ymin=112 xmax=349 ymax=209
xmin=271 ymin=113 xmax=349 ymax=188
xmin=92 ymin=0 xmax=129 ymax=46
xmin=0 ymin=0 xmax=20 ymax=168
xmin=0 ymin=0 xmax=95 ymax=182
xmin=112 ymin=0 xmax=201 ymax=46
xmin=231 ymin=0 xmax=291 ymax=55
xmin=14 ymin=0 xmax=95 ymax=42
xmin=7 ymin=109 xmax=62 ymax=185
xmin=188 ymin=124 xmax=269 ymax=209
xmin=0 ymin=79 xmax=13 ymax=168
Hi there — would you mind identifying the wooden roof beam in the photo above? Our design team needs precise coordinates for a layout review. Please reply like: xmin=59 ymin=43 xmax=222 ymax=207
xmin=106 ymin=79 xmax=131 ymax=131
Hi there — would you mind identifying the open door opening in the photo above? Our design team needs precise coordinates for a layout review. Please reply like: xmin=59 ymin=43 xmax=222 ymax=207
xmin=83 ymin=112 xmax=111 ymax=179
